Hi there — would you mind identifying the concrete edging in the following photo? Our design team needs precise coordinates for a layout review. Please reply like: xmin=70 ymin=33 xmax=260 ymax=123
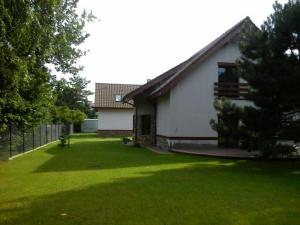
xmin=9 ymin=140 xmax=59 ymax=160
xmin=170 ymin=149 xmax=260 ymax=160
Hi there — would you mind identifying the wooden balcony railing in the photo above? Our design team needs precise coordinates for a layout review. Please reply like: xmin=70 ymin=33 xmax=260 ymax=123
xmin=214 ymin=82 xmax=249 ymax=99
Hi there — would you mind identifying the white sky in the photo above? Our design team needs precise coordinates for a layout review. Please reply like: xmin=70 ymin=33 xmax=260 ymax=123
xmin=75 ymin=0 xmax=288 ymax=101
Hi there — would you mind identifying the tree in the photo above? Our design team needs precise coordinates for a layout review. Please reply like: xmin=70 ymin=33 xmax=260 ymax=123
xmin=0 ymin=0 xmax=94 ymax=131
xmin=52 ymin=74 xmax=96 ymax=119
xmin=52 ymin=106 xmax=86 ymax=124
xmin=210 ymin=99 xmax=241 ymax=148
xmin=237 ymin=0 xmax=300 ymax=155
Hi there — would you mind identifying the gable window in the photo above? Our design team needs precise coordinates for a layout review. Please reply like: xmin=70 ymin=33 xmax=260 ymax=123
xmin=218 ymin=64 xmax=238 ymax=83
xmin=141 ymin=115 xmax=151 ymax=135
xmin=115 ymin=95 xmax=122 ymax=102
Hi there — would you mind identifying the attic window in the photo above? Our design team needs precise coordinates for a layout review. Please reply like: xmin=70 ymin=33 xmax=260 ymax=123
xmin=115 ymin=95 xmax=122 ymax=102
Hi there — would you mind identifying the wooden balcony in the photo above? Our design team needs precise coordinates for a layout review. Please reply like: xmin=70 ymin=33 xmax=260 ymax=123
xmin=214 ymin=82 xmax=249 ymax=99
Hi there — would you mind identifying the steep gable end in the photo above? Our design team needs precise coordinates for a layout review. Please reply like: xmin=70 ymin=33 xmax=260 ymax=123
xmin=123 ymin=17 xmax=258 ymax=101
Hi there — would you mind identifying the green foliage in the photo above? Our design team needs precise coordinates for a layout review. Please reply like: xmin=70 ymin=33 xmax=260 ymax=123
xmin=51 ymin=74 xmax=96 ymax=119
xmin=52 ymin=106 xmax=86 ymax=124
xmin=221 ymin=0 xmax=300 ymax=155
xmin=0 ymin=0 xmax=94 ymax=130
xmin=238 ymin=0 xmax=300 ymax=143
xmin=210 ymin=100 xmax=297 ymax=157
xmin=59 ymin=134 xmax=70 ymax=147
xmin=263 ymin=144 xmax=296 ymax=158
xmin=121 ymin=137 xmax=131 ymax=144
xmin=210 ymin=98 xmax=241 ymax=148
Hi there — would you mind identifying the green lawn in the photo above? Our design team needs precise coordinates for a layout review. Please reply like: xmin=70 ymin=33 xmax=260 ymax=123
xmin=0 ymin=134 xmax=300 ymax=225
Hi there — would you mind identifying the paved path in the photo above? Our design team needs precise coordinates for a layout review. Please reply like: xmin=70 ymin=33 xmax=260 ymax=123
xmin=171 ymin=148 xmax=262 ymax=159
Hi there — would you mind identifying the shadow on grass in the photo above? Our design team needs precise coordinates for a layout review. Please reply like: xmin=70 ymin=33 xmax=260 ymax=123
xmin=34 ymin=136 xmax=300 ymax=175
xmin=2 ymin=159 xmax=300 ymax=225
xmin=34 ymin=138 xmax=207 ymax=173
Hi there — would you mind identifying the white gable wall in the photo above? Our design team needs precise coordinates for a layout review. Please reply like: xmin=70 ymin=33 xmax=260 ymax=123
xmin=169 ymin=43 xmax=245 ymax=139
xmin=98 ymin=108 xmax=134 ymax=130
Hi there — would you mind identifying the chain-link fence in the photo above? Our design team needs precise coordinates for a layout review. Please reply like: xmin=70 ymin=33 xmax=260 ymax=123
xmin=0 ymin=124 xmax=64 ymax=160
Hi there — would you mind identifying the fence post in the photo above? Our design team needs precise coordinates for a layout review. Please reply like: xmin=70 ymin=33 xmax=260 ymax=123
xmin=9 ymin=122 xmax=12 ymax=157
xmin=50 ymin=124 xmax=52 ymax=142
xmin=32 ymin=128 xmax=35 ymax=150
xmin=22 ymin=129 xmax=25 ymax=153
xmin=40 ymin=125 xmax=42 ymax=146
xmin=54 ymin=124 xmax=57 ymax=140
xmin=46 ymin=124 xmax=48 ymax=144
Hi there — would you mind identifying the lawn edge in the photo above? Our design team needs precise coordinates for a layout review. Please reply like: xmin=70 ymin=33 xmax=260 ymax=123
xmin=9 ymin=140 xmax=59 ymax=160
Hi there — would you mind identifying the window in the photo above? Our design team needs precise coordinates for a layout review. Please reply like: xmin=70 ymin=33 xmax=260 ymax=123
xmin=141 ymin=115 xmax=151 ymax=135
xmin=115 ymin=95 xmax=122 ymax=102
xmin=218 ymin=65 xmax=238 ymax=83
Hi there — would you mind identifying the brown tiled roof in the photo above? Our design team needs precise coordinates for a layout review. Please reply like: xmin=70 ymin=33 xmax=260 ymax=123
xmin=95 ymin=83 xmax=140 ymax=109
xmin=124 ymin=17 xmax=258 ymax=101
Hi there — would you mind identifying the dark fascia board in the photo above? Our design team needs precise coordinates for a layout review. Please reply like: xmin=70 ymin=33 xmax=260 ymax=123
xmin=122 ymin=61 xmax=187 ymax=101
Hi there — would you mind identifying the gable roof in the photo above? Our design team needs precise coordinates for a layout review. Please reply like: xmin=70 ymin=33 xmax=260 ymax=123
xmin=95 ymin=83 xmax=140 ymax=109
xmin=123 ymin=17 xmax=257 ymax=101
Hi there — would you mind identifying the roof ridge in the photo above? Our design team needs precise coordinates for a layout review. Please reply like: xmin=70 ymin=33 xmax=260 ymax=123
xmin=95 ymin=82 xmax=141 ymax=86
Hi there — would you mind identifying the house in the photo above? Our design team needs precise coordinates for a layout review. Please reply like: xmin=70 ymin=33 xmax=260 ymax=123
xmin=94 ymin=83 xmax=140 ymax=137
xmin=123 ymin=17 xmax=257 ymax=150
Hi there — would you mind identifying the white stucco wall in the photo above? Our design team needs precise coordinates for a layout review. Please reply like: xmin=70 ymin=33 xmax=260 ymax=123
xmin=156 ymin=93 xmax=171 ymax=136
xmin=97 ymin=108 xmax=134 ymax=130
xmin=169 ymin=42 xmax=249 ymax=138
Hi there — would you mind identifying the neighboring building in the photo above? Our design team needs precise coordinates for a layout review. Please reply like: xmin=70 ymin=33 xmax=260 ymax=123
xmin=123 ymin=17 xmax=256 ymax=150
xmin=95 ymin=83 xmax=140 ymax=137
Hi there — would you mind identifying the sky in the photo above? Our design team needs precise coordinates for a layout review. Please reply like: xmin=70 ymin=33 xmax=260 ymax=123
xmin=74 ymin=0 xmax=288 ymax=101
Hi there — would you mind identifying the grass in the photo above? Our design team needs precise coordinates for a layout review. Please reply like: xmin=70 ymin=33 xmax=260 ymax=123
xmin=0 ymin=133 xmax=300 ymax=225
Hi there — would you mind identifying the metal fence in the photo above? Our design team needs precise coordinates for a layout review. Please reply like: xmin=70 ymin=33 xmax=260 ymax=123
xmin=0 ymin=124 xmax=64 ymax=160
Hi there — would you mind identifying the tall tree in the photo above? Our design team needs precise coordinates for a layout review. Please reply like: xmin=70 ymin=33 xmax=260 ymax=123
xmin=238 ymin=0 xmax=300 ymax=153
xmin=0 ymin=0 xmax=94 ymax=130
xmin=52 ymin=74 xmax=96 ymax=119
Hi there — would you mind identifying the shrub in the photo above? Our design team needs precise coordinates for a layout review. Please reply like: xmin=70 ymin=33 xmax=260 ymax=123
xmin=122 ymin=137 xmax=131 ymax=144
xmin=260 ymin=143 xmax=295 ymax=158
xmin=59 ymin=134 xmax=70 ymax=147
